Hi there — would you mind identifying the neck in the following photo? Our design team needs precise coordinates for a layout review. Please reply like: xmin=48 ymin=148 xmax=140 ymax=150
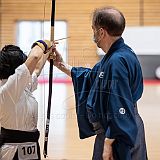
xmin=101 ymin=36 xmax=120 ymax=54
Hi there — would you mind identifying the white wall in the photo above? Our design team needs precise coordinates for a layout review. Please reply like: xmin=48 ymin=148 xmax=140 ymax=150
xmin=122 ymin=27 xmax=160 ymax=55
xmin=98 ymin=27 xmax=160 ymax=55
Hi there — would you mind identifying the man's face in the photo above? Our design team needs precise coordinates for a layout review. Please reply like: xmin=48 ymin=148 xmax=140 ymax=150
xmin=92 ymin=25 xmax=102 ymax=48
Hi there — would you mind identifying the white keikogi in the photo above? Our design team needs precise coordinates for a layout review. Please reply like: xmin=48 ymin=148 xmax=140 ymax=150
xmin=0 ymin=64 xmax=39 ymax=160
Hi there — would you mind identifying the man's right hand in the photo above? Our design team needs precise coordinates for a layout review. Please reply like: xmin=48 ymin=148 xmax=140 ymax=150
xmin=52 ymin=48 xmax=64 ymax=68
xmin=50 ymin=47 xmax=72 ymax=77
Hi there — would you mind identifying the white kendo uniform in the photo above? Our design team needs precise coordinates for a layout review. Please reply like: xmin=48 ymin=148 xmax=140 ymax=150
xmin=0 ymin=64 xmax=40 ymax=160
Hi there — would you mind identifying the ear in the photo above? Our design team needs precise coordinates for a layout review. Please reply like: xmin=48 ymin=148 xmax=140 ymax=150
xmin=103 ymin=29 xmax=110 ymax=38
xmin=100 ymin=28 xmax=105 ymax=38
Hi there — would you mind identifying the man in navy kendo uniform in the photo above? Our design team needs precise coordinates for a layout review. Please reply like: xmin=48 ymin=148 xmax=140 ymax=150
xmin=52 ymin=6 xmax=148 ymax=160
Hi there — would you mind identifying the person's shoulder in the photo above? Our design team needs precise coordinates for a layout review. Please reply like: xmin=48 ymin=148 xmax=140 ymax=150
xmin=93 ymin=61 xmax=101 ymax=69
xmin=16 ymin=63 xmax=30 ymax=73
xmin=111 ymin=45 xmax=137 ymax=61
xmin=109 ymin=51 xmax=125 ymax=65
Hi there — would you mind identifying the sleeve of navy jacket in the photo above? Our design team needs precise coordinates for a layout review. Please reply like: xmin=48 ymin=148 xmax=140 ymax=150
xmin=71 ymin=67 xmax=96 ymax=139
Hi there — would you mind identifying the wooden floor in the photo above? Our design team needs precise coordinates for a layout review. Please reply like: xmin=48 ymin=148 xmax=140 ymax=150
xmin=34 ymin=83 xmax=160 ymax=160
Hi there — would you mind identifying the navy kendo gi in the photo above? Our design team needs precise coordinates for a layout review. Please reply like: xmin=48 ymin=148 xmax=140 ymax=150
xmin=71 ymin=38 xmax=147 ymax=160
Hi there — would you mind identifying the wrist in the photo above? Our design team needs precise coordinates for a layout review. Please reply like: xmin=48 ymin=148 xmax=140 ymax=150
xmin=56 ymin=61 xmax=65 ymax=69
xmin=58 ymin=62 xmax=72 ymax=71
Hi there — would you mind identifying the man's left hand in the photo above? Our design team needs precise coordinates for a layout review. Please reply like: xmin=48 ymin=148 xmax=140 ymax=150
xmin=103 ymin=138 xmax=114 ymax=160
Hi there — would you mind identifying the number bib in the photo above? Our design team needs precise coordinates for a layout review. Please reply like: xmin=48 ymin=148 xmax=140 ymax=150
xmin=17 ymin=142 xmax=38 ymax=160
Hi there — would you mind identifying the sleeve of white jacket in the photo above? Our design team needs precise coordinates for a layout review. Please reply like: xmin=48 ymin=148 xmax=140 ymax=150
xmin=0 ymin=64 xmax=31 ymax=105
xmin=26 ymin=72 xmax=38 ymax=92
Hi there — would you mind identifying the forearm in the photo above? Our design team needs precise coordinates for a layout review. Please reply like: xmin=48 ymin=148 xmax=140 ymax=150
xmin=56 ymin=62 xmax=72 ymax=77
xmin=25 ymin=46 xmax=43 ymax=75
xmin=34 ymin=52 xmax=49 ymax=77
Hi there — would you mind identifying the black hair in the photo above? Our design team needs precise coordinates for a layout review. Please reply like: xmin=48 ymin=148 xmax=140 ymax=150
xmin=0 ymin=45 xmax=27 ymax=80
xmin=92 ymin=7 xmax=126 ymax=36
